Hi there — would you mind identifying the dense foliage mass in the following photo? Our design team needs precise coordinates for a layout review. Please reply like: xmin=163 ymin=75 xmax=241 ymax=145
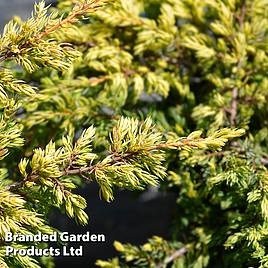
xmin=0 ymin=0 xmax=267 ymax=267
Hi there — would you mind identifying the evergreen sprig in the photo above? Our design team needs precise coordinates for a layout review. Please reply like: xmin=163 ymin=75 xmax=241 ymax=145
xmin=96 ymin=236 xmax=187 ymax=268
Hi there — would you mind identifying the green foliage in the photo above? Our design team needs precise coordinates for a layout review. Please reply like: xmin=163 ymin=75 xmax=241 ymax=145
xmin=0 ymin=1 xmax=81 ymax=73
xmin=96 ymin=236 xmax=187 ymax=268
xmin=0 ymin=0 xmax=267 ymax=267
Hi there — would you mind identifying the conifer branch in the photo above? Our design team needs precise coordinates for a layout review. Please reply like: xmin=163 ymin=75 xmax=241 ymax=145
xmin=3 ymin=140 xmax=217 ymax=191
xmin=0 ymin=0 xmax=104 ymax=71
xmin=36 ymin=0 xmax=104 ymax=39
xmin=6 ymin=118 xmax=244 ymax=201
xmin=230 ymin=2 xmax=246 ymax=127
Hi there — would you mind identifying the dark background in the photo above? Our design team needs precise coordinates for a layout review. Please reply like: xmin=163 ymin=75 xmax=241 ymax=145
xmin=0 ymin=1 xmax=177 ymax=267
